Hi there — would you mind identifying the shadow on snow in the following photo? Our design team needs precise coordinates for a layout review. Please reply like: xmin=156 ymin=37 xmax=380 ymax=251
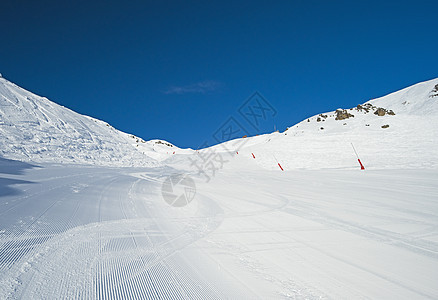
xmin=0 ymin=156 xmax=38 ymax=197
xmin=0 ymin=156 xmax=39 ymax=175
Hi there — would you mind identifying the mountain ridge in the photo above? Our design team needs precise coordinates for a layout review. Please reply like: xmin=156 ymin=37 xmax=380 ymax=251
xmin=1 ymin=75 xmax=437 ymax=170
xmin=202 ymin=77 xmax=438 ymax=171
xmin=0 ymin=76 xmax=162 ymax=167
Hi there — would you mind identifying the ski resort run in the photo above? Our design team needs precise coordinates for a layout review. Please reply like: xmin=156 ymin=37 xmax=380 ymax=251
xmin=1 ymin=76 xmax=438 ymax=298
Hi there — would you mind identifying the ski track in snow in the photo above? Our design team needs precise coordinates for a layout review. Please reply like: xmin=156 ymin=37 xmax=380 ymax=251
xmin=191 ymin=167 xmax=438 ymax=299
xmin=1 ymin=164 xmax=437 ymax=299
xmin=1 ymin=77 xmax=438 ymax=298
xmin=0 ymin=165 xmax=254 ymax=299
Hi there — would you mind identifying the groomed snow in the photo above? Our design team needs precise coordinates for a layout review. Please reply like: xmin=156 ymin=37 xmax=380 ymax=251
xmin=1 ymin=162 xmax=437 ymax=298
xmin=1 ymin=77 xmax=438 ymax=298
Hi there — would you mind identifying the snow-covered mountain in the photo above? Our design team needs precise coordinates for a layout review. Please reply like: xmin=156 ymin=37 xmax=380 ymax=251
xmin=0 ymin=76 xmax=181 ymax=166
xmin=1 ymin=75 xmax=437 ymax=170
xmin=204 ymin=78 xmax=438 ymax=170
xmin=1 ymin=76 xmax=438 ymax=299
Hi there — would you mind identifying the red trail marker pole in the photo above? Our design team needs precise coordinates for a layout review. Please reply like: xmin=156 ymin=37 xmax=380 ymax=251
xmin=273 ymin=154 xmax=284 ymax=171
xmin=252 ymin=153 xmax=255 ymax=159
xmin=351 ymin=143 xmax=365 ymax=170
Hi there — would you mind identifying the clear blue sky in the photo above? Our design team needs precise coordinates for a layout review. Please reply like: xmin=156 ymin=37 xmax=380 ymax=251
xmin=1 ymin=0 xmax=437 ymax=148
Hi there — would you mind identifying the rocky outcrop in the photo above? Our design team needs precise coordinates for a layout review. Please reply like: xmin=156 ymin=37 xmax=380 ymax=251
xmin=304 ymin=101 xmax=396 ymax=126
xmin=356 ymin=103 xmax=395 ymax=116
xmin=375 ymin=108 xmax=386 ymax=116
xmin=155 ymin=140 xmax=173 ymax=147
xmin=335 ymin=109 xmax=354 ymax=120
xmin=357 ymin=103 xmax=374 ymax=113
xmin=317 ymin=114 xmax=327 ymax=122
xmin=374 ymin=107 xmax=395 ymax=116
xmin=430 ymin=84 xmax=438 ymax=98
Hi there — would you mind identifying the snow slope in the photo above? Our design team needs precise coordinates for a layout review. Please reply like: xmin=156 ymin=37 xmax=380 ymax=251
xmin=0 ymin=76 xmax=170 ymax=167
xmin=1 ymin=77 xmax=438 ymax=299
xmin=199 ymin=78 xmax=438 ymax=171
xmin=1 ymin=163 xmax=437 ymax=299
xmin=1 ymin=75 xmax=436 ymax=170
xmin=0 ymin=164 xmax=255 ymax=298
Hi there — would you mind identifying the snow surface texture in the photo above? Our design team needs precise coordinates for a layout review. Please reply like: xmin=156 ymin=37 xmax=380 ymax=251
xmin=1 ymin=77 xmax=438 ymax=298
xmin=1 ymin=163 xmax=437 ymax=299
xmin=199 ymin=78 xmax=438 ymax=171
xmin=0 ymin=77 xmax=163 ymax=167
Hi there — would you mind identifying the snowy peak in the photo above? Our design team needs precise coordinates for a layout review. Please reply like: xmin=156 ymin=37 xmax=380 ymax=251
xmin=0 ymin=77 xmax=159 ymax=166
xmin=367 ymin=78 xmax=438 ymax=116
xmin=216 ymin=78 xmax=438 ymax=171
xmin=1 ymin=75 xmax=436 ymax=170
xmin=284 ymin=77 xmax=438 ymax=135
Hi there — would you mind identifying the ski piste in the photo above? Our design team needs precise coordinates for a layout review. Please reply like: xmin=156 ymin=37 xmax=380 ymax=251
xmin=1 ymin=77 xmax=438 ymax=298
